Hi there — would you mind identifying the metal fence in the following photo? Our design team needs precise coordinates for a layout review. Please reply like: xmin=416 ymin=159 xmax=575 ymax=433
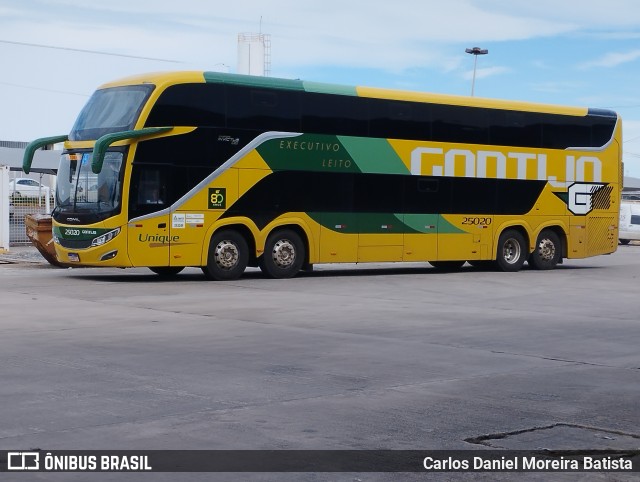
xmin=10 ymin=198 xmax=54 ymax=245
xmin=7 ymin=173 xmax=56 ymax=246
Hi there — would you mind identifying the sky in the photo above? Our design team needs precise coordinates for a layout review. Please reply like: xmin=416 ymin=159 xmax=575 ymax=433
xmin=2 ymin=0 xmax=640 ymax=177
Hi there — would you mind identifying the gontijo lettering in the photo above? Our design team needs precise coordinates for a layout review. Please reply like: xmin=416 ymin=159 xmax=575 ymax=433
xmin=411 ymin=147 xmax=602 ymax=185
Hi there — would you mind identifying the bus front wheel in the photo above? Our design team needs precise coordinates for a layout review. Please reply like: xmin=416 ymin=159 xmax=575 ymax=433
xmin=259 ymin=229 xmax=305 ymax=279
xmin=496 ymin=229 xmax=527 ymax=272
xmin=202 ymin=230 xmax=248 ymax=281
xmin=529 ymin=229 xmax=562 ymax=270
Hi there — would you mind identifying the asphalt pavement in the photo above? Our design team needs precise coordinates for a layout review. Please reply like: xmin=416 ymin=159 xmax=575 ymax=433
xmin=1 ymin=245 xmax=640 ymax=481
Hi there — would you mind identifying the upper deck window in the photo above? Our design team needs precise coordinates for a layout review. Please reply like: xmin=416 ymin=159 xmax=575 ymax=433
xmin=70 ymin=85 xmax=154 ymax=141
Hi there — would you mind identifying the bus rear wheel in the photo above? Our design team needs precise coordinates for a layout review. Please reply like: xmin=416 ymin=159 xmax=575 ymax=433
xmin=259 ymin=229 xmax=305 ymax=279
xmin=529 ymin=229 xmax=561 ymax=270
xmin=496 ymin=229 xmax=527 ymax=272
xmin=202 ymin=230 xmax=248 ymax=281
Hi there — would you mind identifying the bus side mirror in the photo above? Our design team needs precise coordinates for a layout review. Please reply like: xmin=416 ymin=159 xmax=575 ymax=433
xmin=23 ymin=135 xmax=68 ymax=174
xmin=91 ymin=127 xmax=173 ymax=174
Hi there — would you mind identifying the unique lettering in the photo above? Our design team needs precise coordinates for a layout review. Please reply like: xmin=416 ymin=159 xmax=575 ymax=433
xmin=138 ymin=234 xmax=179 ymax=244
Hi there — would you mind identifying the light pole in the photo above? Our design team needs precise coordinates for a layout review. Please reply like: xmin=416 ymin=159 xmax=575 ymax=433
xmin=465 ymin=47 xmax=488 ymax=96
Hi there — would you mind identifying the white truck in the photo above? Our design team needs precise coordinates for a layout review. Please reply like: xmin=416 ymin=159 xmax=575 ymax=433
xmin=619 ymin=191 xmax=640 ymax=245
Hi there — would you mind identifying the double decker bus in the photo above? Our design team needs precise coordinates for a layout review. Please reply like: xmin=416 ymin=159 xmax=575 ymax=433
xmin=24 ymin=71 xmax=621 ymax=280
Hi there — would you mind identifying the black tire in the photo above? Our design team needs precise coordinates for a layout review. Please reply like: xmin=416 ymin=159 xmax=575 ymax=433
xmin=202 ymin=230 xmax=248 ymax=281
xmin=620 ymin=239 xmax=631 ymax=245
xmin=529 ymin=229 xmax=562 ymax=270
xmin=496 ymin=229 xmax=527 ymax=272
xmin=259 ymin=229 xmax=305 ymax=279
xmin=429 ymin=260 xmax=465 ymax=270
xmin=149 ymin=267 xmax=184 ymax=277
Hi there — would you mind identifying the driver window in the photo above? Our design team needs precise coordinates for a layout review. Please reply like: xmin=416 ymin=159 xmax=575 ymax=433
xmin=138 ymin=169 xmax=165 ymax=205
xmin=129 ymin=165 xmax=169 ymax=220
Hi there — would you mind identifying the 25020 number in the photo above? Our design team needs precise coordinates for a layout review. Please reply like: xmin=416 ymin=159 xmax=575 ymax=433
xmin=462 ymin=217 xmax=492 ymax=226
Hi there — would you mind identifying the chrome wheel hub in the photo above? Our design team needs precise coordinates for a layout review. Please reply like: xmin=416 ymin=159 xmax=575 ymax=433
xmin=271 ymin=239 xmax=296 ymax=268
xmin=503 ymin=238 xmax=521 ymax=264
xmin=215 ymin=241 xmax=239 ymax=270
xmin=537 ymin=238 xmax=556 ymax=261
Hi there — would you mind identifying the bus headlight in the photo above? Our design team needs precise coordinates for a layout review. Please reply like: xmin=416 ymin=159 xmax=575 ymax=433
xmin=91 ymin=227 xmax=121 ymax=247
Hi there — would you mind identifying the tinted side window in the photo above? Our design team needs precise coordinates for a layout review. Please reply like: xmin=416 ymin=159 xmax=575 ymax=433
xmin=130 ymin=128 xmax=230 ymax=217
xmin=542 ymin=115 xmax=591 ymax=149
xmin=354 ymin=174 xmax=404 ymax=213
xmin=490 ymin=111 xmax=542 ymax=148
xmin=302 ymin=93 xmax=368 ymax=136
xmin=145 ymin=84 xmax=226 ymax=127
xmin=227 ymin=86 xmax=300 ymax=131
xmin=432 ymin=104 xmax=490 ymax=145
xmin=450 ymin=177 xmax=497 ymax=214
xmin=403 ymin=176 xmax=446 ymax=213
xmin=590 ymin=115 xmax=617 ymax=147
xmin=128 ymin=164 xmax=171 ymax=219
xmin=369 ymin=99 xmax=431 ymax=140
xmin=134 ymin=128 xmax=233 ymax=168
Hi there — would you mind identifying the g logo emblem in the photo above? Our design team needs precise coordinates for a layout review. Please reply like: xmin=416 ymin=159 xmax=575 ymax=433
xmin=566 ymin=182 xmax=607 ymax=216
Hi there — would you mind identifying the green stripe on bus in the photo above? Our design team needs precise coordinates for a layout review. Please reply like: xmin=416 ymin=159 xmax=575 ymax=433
xmin=204 ymin=72 xmax=305 ymax=91
xmin=403 ymin=214 xmax=466 ymax=234
xmin=256 ymin=134 xmax=362 ymax=173
xmin=302 ymin=81 xmax=358 ymax=96
xmin=256 ymin=135 xmax=409 ymax=175
xmin=338 ymin=136 xmax=409 ymax=174
xmin=203 ymin=72 xmax=358 ymax=96
xmin=307 ymin=212 xmax=467 ymax=234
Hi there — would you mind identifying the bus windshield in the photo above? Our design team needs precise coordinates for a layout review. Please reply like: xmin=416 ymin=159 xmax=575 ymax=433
xmin=69 ymin=85 xmax=154 ymax=141
xmin=56 ymin=151 xmax=124 ymax=219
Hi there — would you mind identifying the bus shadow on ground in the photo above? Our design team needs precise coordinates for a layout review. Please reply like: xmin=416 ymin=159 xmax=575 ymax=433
xmin=67 ymin=261 xmax=602 ymax=283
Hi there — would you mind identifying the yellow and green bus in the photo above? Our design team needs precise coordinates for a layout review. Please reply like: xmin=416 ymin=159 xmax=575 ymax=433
xmin=24 ymin=71 xmax=622 ymax=279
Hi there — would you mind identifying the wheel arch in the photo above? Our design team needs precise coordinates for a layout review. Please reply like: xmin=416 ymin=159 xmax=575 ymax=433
xmin=494 ymin=222 xmax=531 ymax=256
xmin=202 ymin=220 xmax=258 ymax=267
xmin=261 ymin=222 xmax=312 ymax=267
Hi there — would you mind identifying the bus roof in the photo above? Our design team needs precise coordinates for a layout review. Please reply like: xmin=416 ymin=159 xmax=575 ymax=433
xmin=100 ymin=71 xmax=613 ymax=118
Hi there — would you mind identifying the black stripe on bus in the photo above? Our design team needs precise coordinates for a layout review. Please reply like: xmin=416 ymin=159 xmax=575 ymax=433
xmin=221 ymin=171 xmax=547 ymax=230
xmin=145 ymin=83 xmax=617 ymax=150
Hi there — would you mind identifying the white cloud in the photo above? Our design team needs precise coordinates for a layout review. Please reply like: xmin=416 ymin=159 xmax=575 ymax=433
xmin=479 ymin=0 xmax=640 ymax=27
xmin=5 ymin=0 xmax=640 ymax=75
xmin=3 ymin=0 xmax=640 ymax=150
xmin=0 ymin=0 xmax=581 ymax=74
xmin=462 ymin=65 xmax=511 ymax=81
xmin=579 ymin=50 xmax=640 ymax=69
